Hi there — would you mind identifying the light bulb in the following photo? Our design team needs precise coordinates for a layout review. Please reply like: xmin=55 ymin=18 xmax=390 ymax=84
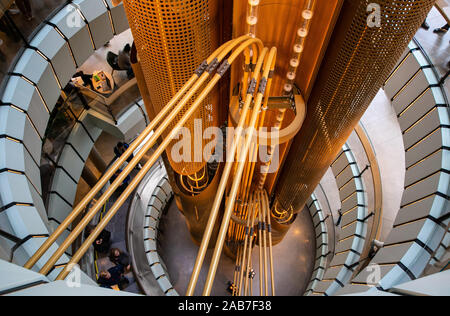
xmin=294 ymin=44 xmax=304 ymax=53
xmin=284 ymin=84 xmax=293 ymax=92
xmin=247 ymin=15 xmax=258 ymax=25
xmin=290 ymin=58 xmax=299 ymax=67
xmin=302 ymin=10 xmax=313 ymax=20
xmin=287 ymin=72 xmax=296 ymax=80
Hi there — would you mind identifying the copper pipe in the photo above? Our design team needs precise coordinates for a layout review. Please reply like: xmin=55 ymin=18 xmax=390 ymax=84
xmin=234 ymin=142 xmax=258 ymax=244
xmin=23 ymin=37 xmax=242 ymax=271
xmin=231 ymin=44 xmax=257 ymax=186
xmin=202 ymin=48 xmax=270 ymax=295
xmin=257 ymin=192 xmax=264 ymax=296
xmin=39 ymin=72 xmax=216 ymax=275
xmin=241 ymin=48 xmax=251 ymax=101
xmin=41 ymin=37 xmax=249 ymax=278
xmin=232 ymin=246 xmax=241 ymax=296
xmin=226 ymin=42 xmax=259 ymax=245
xmin=234 ymin=244 xmax=243 ymax=296
xmin=239 ymin=51 xmax=275 ymax=293
xmin=202 ymin=48 xmax=277 ymax=296
xmin=235 ymin=110 xmax=263 ymax=242
xmin=233 ymin=85 xmax=267 ymax=245
xmin=186 ymin=38 xmax=264 ymax=296
xmin=232 ymin=141 xmax=255 ymax=244
xmin=249 ymin=254 xmax=253 ymax=297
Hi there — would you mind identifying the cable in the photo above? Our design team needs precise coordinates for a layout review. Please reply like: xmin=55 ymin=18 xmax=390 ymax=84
xmin=202 ymin=47 xmax=277 ymax=296
xmin=185 ymin=38 xmax=265 ymax=296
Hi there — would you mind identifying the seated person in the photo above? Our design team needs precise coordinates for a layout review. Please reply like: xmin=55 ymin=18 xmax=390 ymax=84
xmin=97 ymin=264 xmax=129 ymax=290
xmin=84 ymin=225 xmax=111 ymax=254
xmin=109 ymin=248 xmax=131 ymax=272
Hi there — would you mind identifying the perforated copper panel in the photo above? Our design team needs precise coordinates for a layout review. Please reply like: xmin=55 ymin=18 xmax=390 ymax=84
xmin=122 ymin=0 xmax=220 ymax=175
xmin=273 ymin=0 xmax=435 ymax=213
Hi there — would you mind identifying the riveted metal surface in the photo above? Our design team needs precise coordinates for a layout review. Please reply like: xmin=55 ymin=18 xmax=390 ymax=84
xmin=122 ymin=0 xmax=220 ymax=175
xmin=273 ymin=0 xmax=435 ymax=216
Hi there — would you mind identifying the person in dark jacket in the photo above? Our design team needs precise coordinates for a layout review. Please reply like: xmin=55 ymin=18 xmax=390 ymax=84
xmin=72 ymin=71 xmax=94 ymax=90
xmin=85 ymin=225 xmax=111 ymax=254
xmin=109 ymin=169 xmax=131 ymax=193
xmin=97 ymin=264 xmax=128 ymax=290
xmin=109 ymin=248 xmax=131 ymax=272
